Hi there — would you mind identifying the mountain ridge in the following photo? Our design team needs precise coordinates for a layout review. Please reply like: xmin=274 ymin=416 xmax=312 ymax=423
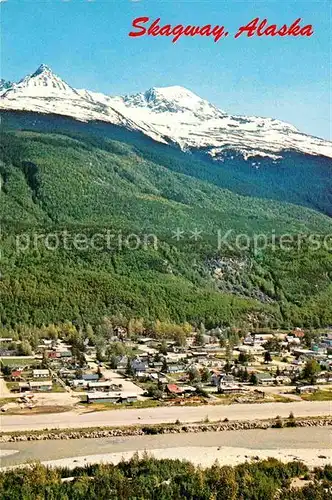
xmin=1 ymin=64 xmax=331 ymax=160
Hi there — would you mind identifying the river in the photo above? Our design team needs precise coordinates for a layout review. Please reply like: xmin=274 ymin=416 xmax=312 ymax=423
xmin=1 ymin=427 xmax=331 ymax=469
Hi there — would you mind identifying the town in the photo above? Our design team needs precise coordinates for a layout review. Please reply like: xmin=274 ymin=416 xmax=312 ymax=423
xmin=1 ymin=320 xmax=331 ymax=414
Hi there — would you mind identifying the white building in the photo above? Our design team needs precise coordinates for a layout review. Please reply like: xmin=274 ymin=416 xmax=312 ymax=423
xmin=33 ymin=369 xmax=50 ymax=378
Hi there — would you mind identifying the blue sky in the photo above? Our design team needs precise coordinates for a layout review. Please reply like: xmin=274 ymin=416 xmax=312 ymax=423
xmin=1 ymin=0 xmax=331 ymax=139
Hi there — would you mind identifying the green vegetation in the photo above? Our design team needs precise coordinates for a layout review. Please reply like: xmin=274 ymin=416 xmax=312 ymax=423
xmin=300 ymin=389 xmax=332 ymax=401
xmin=1 ymin=129 xmax=332 ymax=328
xmin=0 ymin=358 xmax=37 ymax=367
xmin=0 ymin=457 xmax=331 ymax=499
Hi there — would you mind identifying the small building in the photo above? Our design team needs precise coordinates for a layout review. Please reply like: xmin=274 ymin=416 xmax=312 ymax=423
xmin=238 ymin=345 xmax=265 ymax=354
xmin=256 ymin=373 xmax=275 ymax=385
xmin=29 ymin=380 xmax=53 ymax=392
xmin=275 ymin=376 xmax=292 ymax=385
xmin=59 ymin=368 xmax=76 ymax=380
xmin=47 ymin=351 xmax=60 ymax=359
xmin=82 ymin=373 xmax=99 ymax=382
xmin=218 ymin=375 xmax=238 ymax=393
xmin=296 ymin=385 xmax=318 ymax=394
xmin=87 ymin=381 xmax=115 ymax=392
xmin=11 ymin=370 xmax=23 ymax=381
xmin=86 ymin=392 xmax=138 ymax=404
xmin=87 ymin=392 xmax=120 ymax=404
xmin=166 ymin=384 xmax=183 ymax=396
xmin=292 ymin=328 xmax=305 ymax=338
xmin=211 ymin=371 xmax=221 ymax=386
xmin=167 ymin=364 xmax=183 ymax=374
xmin=19 ymin=382 xmax=30 ymax=392
xmin=181 ymin=385 xmax=196 ymax=394
xmin=33 ymin=369 xmax=50 ymax=378
xmin=131 ymin=359 xmax=148 ymax=374
xmin=71 ymin=379 xmax=88 ymax=388
xmin=218 ymin=374 xmax=235 ymax=388
xmin=218 ymin=384 xmax=243 ymax=394
xmin=116 ymin=356 xmax=128 ymax=370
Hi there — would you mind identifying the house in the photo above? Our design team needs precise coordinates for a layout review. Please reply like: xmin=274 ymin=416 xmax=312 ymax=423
xmin=19 ymin=382 xmax=30 ymax=392
xmin=71 ymin=379 xmax=88 ymax=388
xmin=218 ymin=374 xmax=237 ymax=393
xmin=150 ymin=361 xmax=163 ymax=370
xmin=181 ymin=385 xmax=196 ymax=394
xmin=218 ymin=384 xmax=243 ymax=394
xmin=243 ymin=335 xmax=254 ymax=346
xmin=86 ymin=392 xmax=138 ymax=404
xmin=87 ymin=392 xmax=121 ymax=404
xmin=29 ymin=380 xmax=53 ymax=392
xmin=292 ymin=328 xmax=305 ymax=338
xmin=59 ymin=368 xmax=76 ymax=380
xmin=255 ymin=373 xmax=275 ymax=385
xmin=286 ymin=336 xmax=301 ymax=345
xmin=116 ymin=355 xmax=128 ymax=370
xmin=167 ymin=364 xmax=183 ymax=374
xmin=11 ymin=370 xmax=23 ymax=381
xmin=296 ymin=385 xmax=318 ymax=394
xmin=33 ymin=369 xmax=50 ymax=378
xmin=59 ymin=350 xmax=72 ymax=359
xmin=293 ymin=348 xmax=317 ymax=358
xmin=47 ymin=351 xmax=60 ymax=359
xmin=275 ymin=376 xmax=292 ymax=385
xmin=82 ymin=373 xmax=99 ymax=382
xmin=166 ymin=384 xmax=184 ymax=396
xmin=87 ymin=381 xmax=117 ymax=392
xmin=238 ymin=345 xmax=265 ymax=355
xmin=131 ymin=359 xmax=148 ymax=374
xmin=218 ymin=374 xmax=234 ymax=386
xmin=211 ymin=371 xmax=221 ymax=386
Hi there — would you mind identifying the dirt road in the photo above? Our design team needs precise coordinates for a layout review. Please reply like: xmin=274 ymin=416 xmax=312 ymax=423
xmin=1 ymin=400 xmax=330 ymax=433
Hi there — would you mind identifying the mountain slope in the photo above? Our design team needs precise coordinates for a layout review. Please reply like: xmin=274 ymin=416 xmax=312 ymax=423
xmin=2 ymin=110 xmax=331 ymax=217
xmin=1 ymin=127 xmax=331 ymax=328
xmin=1 ymin=128 xmax=331 ymax=235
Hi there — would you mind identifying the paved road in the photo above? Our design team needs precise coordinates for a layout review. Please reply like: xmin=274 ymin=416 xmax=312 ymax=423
xmin=1 ymin=401 xmax=330 ymax=432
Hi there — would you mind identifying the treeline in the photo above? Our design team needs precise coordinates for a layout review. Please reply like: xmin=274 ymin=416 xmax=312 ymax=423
xmin=0 ymin=457 xmax=331 ymax=499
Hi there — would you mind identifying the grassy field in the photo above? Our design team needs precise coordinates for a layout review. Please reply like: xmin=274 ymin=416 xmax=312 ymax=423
xmin=301 ymin=389 xmax=332 ymax=401
xmin=79 ymin=399 xmax=163 ymax=412
xmin=0 ymin=357 xmax=38 ymax=367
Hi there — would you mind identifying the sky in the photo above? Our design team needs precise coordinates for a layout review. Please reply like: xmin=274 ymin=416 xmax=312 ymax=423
xmin=1 ymin=0 xmax=331 ymax=140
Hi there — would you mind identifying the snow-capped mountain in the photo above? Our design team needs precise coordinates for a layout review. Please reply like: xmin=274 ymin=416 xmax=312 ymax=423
xmin=0 ymin=79 xmax=13 ymax=94
xmin=0 ymin=65 xmax=163 ymax=143
xmin=1 ymin=64 xmax=331 ymax=160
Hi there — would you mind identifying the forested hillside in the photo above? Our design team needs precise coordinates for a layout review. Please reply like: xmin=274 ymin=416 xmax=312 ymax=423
xmin=3 ymin=110 xmax=332 ymax=216
xmin=1 ymin=124 xmax=331 ymax=328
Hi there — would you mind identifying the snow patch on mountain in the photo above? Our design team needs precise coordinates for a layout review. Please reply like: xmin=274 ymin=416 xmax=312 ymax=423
xmin=1 ymin=64 xmax=331 ymax=160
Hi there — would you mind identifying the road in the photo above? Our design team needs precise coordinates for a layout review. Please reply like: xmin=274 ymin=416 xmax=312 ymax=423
xmin=0 ymin=377 xmax=12 ymax=398
xmin=1 ymin=400 xmax=330 ymax=432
